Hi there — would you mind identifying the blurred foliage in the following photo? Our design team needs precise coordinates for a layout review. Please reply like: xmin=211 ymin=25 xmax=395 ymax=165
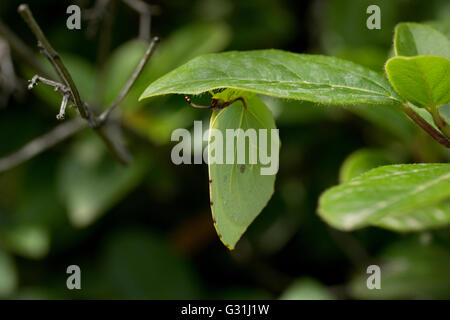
xmin=0 ymin=0 xmax=449 ymax=300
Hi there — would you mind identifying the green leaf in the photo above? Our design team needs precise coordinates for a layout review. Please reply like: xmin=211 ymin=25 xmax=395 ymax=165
xmin=339 ymin=149 xmax=396 ymax=183
xmin=140 ymin=50 xmax=402 ymax=105
xmin=350 ymin=240 xmax=450 ymax=299
xmin=374 ymin=200 xmax=450 ymax=232
xmin=394 ymin=23 xmax=450 ymax=59
xmin=208 ymin=93 xmax=279 ymax=249
xmin=426 ymin=20 xmax=450 ymax=39
xmin=385 ymin=55 xmax=450 ymax=108
xmin=57 ymin=135 xmax=149 ymax=227
xmin=279 ymin=278 xmax=334 ymax=300
xmin=318 ymin=163 xmax=450 ymax=231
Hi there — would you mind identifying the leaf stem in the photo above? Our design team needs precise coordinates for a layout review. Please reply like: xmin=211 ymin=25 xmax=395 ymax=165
xmin=430 ymin=107 xmax=450 ymax=139
xmin=401 ymin=104 xmax=450 ymax=148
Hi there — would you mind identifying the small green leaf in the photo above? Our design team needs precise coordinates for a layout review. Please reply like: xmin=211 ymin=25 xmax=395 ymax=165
xmin=339 ymin=149 xmax=396 ymax=183
xmin=279 ymin=278 xmax=334 ymax=300
xmin=318 ymin=163 xmax=450 ymax=231
xmin=394 ymin=23 xmax=450 ymax=59
xmin=140 ymin=50 xmax=402 ymax=105
xmin=208 ymin=93 xmax=279 ymax=249
xmin=385 ymin=55 xmax=450 ymax=108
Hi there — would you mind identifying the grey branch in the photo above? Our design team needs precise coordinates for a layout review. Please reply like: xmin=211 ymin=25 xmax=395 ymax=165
xmin=98 ymin=36 xmax=159 ymax=124
xmin=0 ymin=3 xmax=160 ymax=171
xmin=18 ymin=3 xmax=133 ymax=164
xmin=18 ymin=4 xmax=93 ymax=124
xmin=0 ymin=118 xmax=86 ymax=172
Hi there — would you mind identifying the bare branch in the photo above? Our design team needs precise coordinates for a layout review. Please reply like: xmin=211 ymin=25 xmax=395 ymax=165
xmin=18 ymin=3 xmax=132 ymax=164
xmin=98 ymin=36 xmax=159 ymax=124
xmin=18 ymin=4 xmax=93 ymax=124
xmin=0 ymin=118 xmax=86 ymax=173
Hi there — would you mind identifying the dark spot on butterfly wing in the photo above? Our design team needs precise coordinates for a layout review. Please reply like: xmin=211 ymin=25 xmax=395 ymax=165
xmin=240 ymin=164 xmax=246 ymax=173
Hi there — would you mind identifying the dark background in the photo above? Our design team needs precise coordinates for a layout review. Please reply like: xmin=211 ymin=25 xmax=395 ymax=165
xmin=0 ymin=0 xmax=449 ymax=299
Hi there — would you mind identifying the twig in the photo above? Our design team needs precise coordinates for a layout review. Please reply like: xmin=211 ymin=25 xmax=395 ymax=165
xmin=98 ymin=36 xmax=159 ymax=124
xmin=18 ymin=4 xmax=132 ymax=164
xmin=18 ymin=4 xmax=93 ymax=124
xmin=0 ymin=118 xmax=86 ymax=172
xmin=0 ymin=3 xmax=160 ymax=170
xmin=401 ymin=104 xmax=450 ymax=148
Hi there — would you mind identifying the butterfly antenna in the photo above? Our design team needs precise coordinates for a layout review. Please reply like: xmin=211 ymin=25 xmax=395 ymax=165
xmin=184 ymin=96 xmax=211 ymax=109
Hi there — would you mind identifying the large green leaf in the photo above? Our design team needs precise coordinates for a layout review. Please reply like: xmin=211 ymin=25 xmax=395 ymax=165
xmin=140 ymin=50 xmax=402 ymax=105
xmin=208 ymin=93 xmax=279 ymax=249
xmin=318 ymin=163 xmax=450 ymax=231
xmin=394 ymin=23 xmax=450 ymax=59
xmin=385 ymin=55 xmax=450 ymax=108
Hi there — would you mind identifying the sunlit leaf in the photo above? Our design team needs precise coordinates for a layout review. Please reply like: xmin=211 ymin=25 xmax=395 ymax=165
xmin=319 ymin=163 xmax=450 ymax=231
xmin=140 ymin=50 xmax=402 ymax=105
xmin=385 ymin=55 xmax=450 ymax=108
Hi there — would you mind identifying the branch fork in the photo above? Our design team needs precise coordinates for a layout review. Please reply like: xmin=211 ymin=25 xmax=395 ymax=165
xmin=0 ymin=3 xmax=160 ymax=171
